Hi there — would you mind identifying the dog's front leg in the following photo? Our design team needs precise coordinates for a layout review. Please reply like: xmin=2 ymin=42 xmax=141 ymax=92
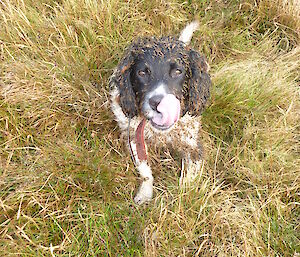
xmin=177 ymin=127 xmax=204 ymax=186
xmin=134 ymin=161 xmax=153 ymax=204
xmin=130 ymin=141 xmax=153 ymax=205
xmin=180 ymin=153 xmax=204 ymax=186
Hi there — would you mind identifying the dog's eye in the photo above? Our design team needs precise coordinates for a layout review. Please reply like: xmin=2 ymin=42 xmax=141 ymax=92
xmin=138 ymin=69 xmax=149 ymax=77
xmin=170 ymin=68 xmax=183 ymax=78
xmin=175 ymin=69 xmax=182 ymax=75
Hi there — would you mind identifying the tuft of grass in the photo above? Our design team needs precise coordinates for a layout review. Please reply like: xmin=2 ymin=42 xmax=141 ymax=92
xmin=0 ymin=0 xmax=299 ymax=256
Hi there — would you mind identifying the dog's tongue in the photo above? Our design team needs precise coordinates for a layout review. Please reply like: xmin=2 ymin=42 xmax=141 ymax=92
xmin=152 ymin=94 xmax=180 ymax=127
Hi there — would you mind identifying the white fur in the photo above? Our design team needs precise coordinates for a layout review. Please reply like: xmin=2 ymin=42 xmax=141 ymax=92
xmin=143 ymin=83 xmax=168 ymax=119
xmin=134 ymin=161 xmax=153 ymax=204
xmin=180 ymin=159 xmax=203 ymax=186
xmin=147 ymin=83 xmax=168 ymax=98
xmin=179 ymin=21 xmax=199 ymax=45
xmin=182 ymin=135 xmax=198 ymax=148
xmin=180 ymin=117 xmax=199 ymax=148
xmin=110 ymin=85 xmax=128 ymax=131
xmin=130 ymin=142 xmax=139 ymax=164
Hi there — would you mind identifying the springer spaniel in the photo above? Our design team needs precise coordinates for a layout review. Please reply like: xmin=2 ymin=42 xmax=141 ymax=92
xmin=110 ymin=21 xmax=211 ymax=204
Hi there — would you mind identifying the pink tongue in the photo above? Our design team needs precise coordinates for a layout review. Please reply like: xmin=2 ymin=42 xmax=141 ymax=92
xmin=152 ymin=94 xmax=180 ymax=127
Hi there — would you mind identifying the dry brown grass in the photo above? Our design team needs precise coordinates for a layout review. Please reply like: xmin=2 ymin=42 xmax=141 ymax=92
xmin=0 ymin=0 xmax=299 ymax=256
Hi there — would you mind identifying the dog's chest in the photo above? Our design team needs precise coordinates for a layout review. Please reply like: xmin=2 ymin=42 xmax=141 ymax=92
xmin=110 ymin=85 xmax=200 ymax=150
xmin=129 ymin=115 xmax=200 ymax=150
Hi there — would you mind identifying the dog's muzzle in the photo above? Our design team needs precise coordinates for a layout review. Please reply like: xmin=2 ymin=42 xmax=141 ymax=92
xmin=142 ymin=93 xmax=181 ymax=130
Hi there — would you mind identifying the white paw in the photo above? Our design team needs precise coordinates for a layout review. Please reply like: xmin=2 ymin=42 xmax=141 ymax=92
xmin=134 ymin=182 xmax=153 ymax=205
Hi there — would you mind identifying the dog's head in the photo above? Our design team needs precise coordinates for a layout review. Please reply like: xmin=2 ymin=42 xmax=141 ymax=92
xmin=111 ymin=36 xmax=211 ymax=131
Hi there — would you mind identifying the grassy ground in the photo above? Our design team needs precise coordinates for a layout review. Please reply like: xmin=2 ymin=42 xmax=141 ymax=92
xmin=0 ymin=0 xmax=299 ymax=256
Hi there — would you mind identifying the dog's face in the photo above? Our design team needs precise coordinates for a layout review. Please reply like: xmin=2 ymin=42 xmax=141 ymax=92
xmin=111 ymin=37 xmax=211 ymax=131
xmin=130 ymin=48 xmax=188 ymax=130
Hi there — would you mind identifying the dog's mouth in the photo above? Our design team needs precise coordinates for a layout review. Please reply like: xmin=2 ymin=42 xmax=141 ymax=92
xmin=148 ymin=94 xmax=181 ymax=131
xmin=150 ymin=120 xmax=173 ymax=130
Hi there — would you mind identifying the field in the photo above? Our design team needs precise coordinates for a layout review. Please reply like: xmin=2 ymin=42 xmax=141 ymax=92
xmin=0 ymin=0 xmax=299 ymax=256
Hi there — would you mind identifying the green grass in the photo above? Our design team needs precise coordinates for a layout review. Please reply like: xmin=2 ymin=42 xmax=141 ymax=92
xmin=0 ymin=0 xmax=299 ymax=256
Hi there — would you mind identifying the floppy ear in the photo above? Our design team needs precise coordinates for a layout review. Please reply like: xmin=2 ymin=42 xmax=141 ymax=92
xmin=110 ymin=49 xmax=138 ymax=118
xmin=186 ymin=49 xmax=211 ymax=116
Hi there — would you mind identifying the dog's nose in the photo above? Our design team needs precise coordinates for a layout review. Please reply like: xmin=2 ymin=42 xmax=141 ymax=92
xmin=149 ymin=95 xmax=164 ymax=111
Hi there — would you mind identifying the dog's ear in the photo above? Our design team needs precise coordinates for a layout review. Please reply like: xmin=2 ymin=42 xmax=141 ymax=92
xmin=110 ymin=48 xmax=138 ymax=118
xmin=186 ymin=49 xmax=211 ymax=116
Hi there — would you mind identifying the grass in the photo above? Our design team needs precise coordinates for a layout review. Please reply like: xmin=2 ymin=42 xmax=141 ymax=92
xmin=0 ymin=0 xmax=299 ymax=256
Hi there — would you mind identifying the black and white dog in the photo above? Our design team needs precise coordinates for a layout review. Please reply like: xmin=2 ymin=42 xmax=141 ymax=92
xmin=110 ymin=22 xmax=211 ymax=204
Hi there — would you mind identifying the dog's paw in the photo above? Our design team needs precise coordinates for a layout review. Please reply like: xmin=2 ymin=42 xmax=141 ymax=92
xmin=134 ymin=182 xmax=153 ymax=205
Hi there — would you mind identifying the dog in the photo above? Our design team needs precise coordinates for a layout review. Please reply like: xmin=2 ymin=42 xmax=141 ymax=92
xmin=109 ymin=21 xmax=211 ymax=204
